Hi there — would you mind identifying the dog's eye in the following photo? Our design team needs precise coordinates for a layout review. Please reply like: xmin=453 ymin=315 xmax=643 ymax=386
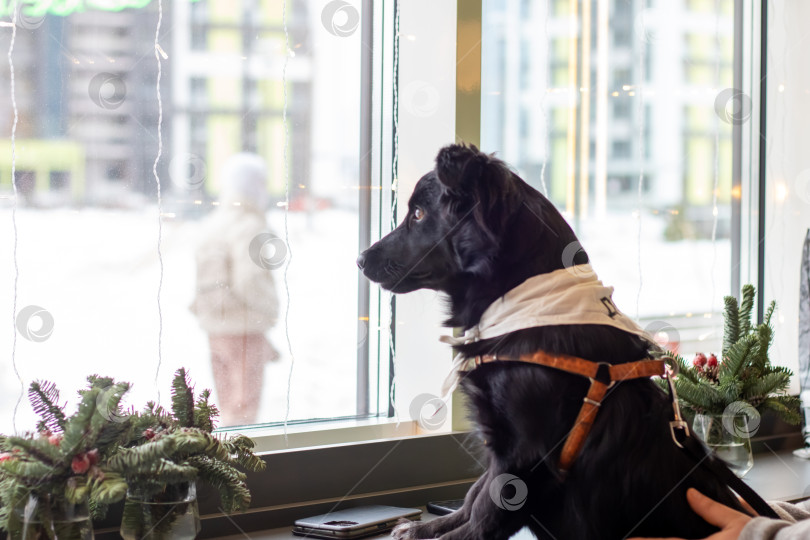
xmin=412 ymin=207 xmax=425 ymax=222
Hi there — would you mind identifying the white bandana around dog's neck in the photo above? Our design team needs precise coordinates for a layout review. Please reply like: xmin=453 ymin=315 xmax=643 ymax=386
xmin=439 ymin=264 xmax=655 ymax=396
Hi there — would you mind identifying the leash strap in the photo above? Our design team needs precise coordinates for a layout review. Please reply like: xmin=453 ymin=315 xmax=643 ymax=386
xmin=662 ymin=364 xmax=779 ymax=519
xmin=675 ymin=431 xmax=779 ymax=519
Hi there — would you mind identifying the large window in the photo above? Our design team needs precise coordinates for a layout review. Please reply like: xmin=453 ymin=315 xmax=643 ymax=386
xmin=0 ymin=0 xmax=392 ymax=433
xmin=1 ymin=0 xmax=801 ymax=446
xmin=481 ymin=0 xmax=736 ymax=360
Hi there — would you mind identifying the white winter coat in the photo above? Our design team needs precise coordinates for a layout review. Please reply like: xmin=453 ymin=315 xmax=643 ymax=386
xmin=190 ymin=204 xmax=279 ymax=335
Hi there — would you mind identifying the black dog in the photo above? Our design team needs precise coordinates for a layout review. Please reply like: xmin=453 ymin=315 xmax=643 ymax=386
xmin=357 ymin=144 xmax=752 ymax=539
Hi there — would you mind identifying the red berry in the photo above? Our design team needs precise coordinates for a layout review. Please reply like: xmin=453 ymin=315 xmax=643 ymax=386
xmin=71 ymin=454 xmax=90 ymax=474
xmin=143 ymin=429 xmax=156 ymax=440
xmin=0 ymin=452 xmax=14 ymax=462
xmin=48 ymin=434 xmax=62 ymax=447
xmin=693 ymin=353 xmax=707 ymax=368
xmin=707 ymin=354 xmax=718 ymax=368
xmin=86 ymin=449 xmax=100 ymax=466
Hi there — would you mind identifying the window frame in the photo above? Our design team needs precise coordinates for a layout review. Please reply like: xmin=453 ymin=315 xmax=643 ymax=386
xmin=193 ymin=0 xmax=482 ymax=478
xmin=736 ymin=0 xmax=764 ymax=312
xmin=214 ymin=0 xmax=478 ymax=446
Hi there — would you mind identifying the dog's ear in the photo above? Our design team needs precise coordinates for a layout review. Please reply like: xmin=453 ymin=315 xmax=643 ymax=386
xmin=435 ymin=143 xmax=482 ymax=191
xmin=435 ymin=143 xmax=517 ymax=228
xmin=434 ymin=144 xmax=522 ymax=277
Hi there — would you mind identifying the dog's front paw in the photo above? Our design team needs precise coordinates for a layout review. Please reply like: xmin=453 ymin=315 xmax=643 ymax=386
xmin=391 ymin=520 xmax=414 ymax=539
xmin=391 ymin=519 xmax=436 ymax=540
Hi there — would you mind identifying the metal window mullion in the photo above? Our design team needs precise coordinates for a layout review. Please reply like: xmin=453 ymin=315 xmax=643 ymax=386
xmin=731 ymin=0 xmax=743 ymax=299
xmin=357 ymin=0 xmax=374 ymax=417
xmin=757 ymin=0 xmax=768 ymax=323
xmin=739 ymin=0 xmax=763 ymax=307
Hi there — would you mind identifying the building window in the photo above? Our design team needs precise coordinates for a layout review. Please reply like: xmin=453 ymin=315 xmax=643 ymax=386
xmin=613 ymin=99 xmax=631 ymax=119
xmin=190 ymin=77 xmax=207 ymax=108
xmin=612 ymin=140 xmax=632 ymax=159
xmin=612 ymin=68 xmax=631 ymax=89
xmin=608 ymin=174 xmax=634 ymax=194
xmin=614 ymin=0 xmax=631 ymax=18
xmin=613 ymin=29 xmax=631 ymax=47
xmin=191 ymin=24 xmax=207 ymax=51
xmin=49 ymin=171 xmax=70 ymax=190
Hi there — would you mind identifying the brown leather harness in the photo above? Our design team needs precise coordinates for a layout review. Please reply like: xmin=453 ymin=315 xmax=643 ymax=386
xmin=468 ymin=350 xmax=781 ymax=520
xmin=471 ymin=351 xmax=666 ymax=472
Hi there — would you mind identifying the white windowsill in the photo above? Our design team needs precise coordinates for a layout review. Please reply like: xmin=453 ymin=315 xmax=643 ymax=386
xmin=219 ymin=417 xmax=452 ymax=453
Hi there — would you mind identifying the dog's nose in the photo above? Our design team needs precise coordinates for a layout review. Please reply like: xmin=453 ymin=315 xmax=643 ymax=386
xmin=356 ymin=252 xmax=367 ymax=270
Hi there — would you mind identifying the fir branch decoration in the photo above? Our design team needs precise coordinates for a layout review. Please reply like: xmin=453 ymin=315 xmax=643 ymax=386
xmin=722 ymin=294 xmax=741 ymax=356
xmin=194 ymin=389 xmax=219 ymax=434
xmin=738 ymin=283 xmax=755 ymax=336
xmin=659 ymin=285 xmax=800 ymax=425
xmin=0 ymin=376 xmax=134 ymax=536
xmin=28 ymin=381 xmax=67 ymax=433
xmin=171 ymin=368 xmax=196 ymax=428
xmin=116 ymin=369 xmax=266 ymax=512
xmin=1 ymin=368 xmax=266 ymax=539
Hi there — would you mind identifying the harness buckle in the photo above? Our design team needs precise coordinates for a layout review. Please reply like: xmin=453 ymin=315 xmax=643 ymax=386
xmin=670 ymin=420 xmax=690 ymax=449
xmin=664 ymin=364 xmax=690 ymax=447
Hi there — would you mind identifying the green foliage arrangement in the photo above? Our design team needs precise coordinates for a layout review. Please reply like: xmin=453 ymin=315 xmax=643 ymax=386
xmin=0 ymin=368 xmax=266 ymax=539
xmin=0 ymin=376 xmax=132 ymax=538
xmin=113 ymin=368 xmax=265 ymax=539
xmin=112 ymin=368 xmax=265 ymax=506
xmin=660 ymin=285 xmax=801 ymax=424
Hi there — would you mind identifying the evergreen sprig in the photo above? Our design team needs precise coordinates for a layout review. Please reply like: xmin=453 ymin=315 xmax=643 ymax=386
xmin=659 ymin=285 xmax=800 ymax=425
xmin=117 ymin=369 xmax=266 ymax=512
xmin=188 ymin=455 xmax=250 ymax=511
xmin=28 ymin=381 xmax=67 ymax=433
xmin=738 ymin=284 xmax=755 ymax=336
xmin=722 ymin=294 xmax=741 ymax=356
xmin=1 ymin=368 xmax=266 ymax=537
xmin=0 ymin=376 xmax=135 ymax=534
xmin=194 ymin=390 xmax=219 ymax=433
xmin=171 ymin=368 xmax=196 ymax=428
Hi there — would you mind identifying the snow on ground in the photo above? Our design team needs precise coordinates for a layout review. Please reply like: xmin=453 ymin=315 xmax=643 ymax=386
xmin=0 ymin=207 xmax=360 ymax=434
xmin=0 ymin=206 xmax=728 ymax=434
xmin=578 ymin=212 xmax=730 ymax=318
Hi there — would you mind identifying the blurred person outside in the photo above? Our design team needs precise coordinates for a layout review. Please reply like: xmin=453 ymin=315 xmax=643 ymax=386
xmin=190 ymin=153 xmax=280 ymax=426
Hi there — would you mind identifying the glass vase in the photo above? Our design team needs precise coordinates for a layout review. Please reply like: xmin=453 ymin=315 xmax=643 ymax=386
xmin=10 ymin=494 xmax=94 ymax=540
xmin=692 ymin=412 xmax=754 ymax=477
xmin=120 ymin=481 xmax=201 ymax=540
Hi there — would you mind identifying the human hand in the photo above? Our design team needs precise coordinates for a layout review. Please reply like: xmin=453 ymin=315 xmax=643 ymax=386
xmin=628 ymin=488 xmax=753 ymax=540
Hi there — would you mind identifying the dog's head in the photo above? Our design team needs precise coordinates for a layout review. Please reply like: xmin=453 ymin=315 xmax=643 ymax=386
xmin=356 ymin=144 xmax=514 ymax=292
xmin=357 ymin=144 xmax=584 ymax=321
